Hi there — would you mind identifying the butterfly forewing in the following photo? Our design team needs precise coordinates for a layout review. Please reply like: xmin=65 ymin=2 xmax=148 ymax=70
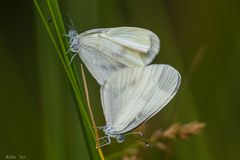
xmin=81 ymin=36 xmax=145 ymax=66
xmin=100 ymin=64 xmax=181 ymax=134
xmin=79 ymin=45 xmax=126 ymax=84
xmin=76 ymin=27 xmax=160 ymax=84
xmin=103 ymin=27 xmax=159 ymax=56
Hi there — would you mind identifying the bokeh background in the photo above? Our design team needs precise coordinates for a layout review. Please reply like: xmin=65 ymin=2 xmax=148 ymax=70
xmin=1 ymin=0 xmax=240 ymax=160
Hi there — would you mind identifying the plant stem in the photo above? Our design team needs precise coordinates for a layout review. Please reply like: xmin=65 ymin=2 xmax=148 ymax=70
xmin=34 ymin=0 xmax=100 ymax=159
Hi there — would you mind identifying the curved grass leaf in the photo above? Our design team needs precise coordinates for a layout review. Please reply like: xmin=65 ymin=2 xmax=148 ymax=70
xmin=33 ymin=0 xmax=102 ymax=159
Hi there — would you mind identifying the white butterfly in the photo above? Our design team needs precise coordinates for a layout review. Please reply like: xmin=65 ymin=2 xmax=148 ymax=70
xmin=98 ymin=64 xmax=181 ymax=147
xmin=67 ymin=27 xmax=160 ymax=85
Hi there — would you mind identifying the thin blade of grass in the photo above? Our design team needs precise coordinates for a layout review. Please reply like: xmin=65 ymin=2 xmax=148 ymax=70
xmin=80 ymin=64 xmax=105 ymax=160
xmin=34 ymin=0 xmax=100 ymax=159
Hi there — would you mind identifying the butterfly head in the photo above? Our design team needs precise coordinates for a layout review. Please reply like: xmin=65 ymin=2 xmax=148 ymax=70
xmin=67 ymin=29 xmax=78 ymax=43
xmin=67 ymin=29 xmax=80 ymax=52
xmin=103 ymin=124 xmax=125 ymax=143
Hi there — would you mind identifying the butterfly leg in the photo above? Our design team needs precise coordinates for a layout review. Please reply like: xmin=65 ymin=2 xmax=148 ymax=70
xmin=96 ymin=135 xmax=108 ymax=146
xmin=66 ymin=12 xmax=75 ymax=29
xmin=62 ymin=34 xmax=69 ymax=37
xmin=96 ymin=136 xmax=111 ymax=148
xmin=95 ymin=125 xmax=106 ymax=130
xmin=66 ymin=48 xmax=71 ymax=55
xmin=99 ymin=136 xmax=111 ymax=148
xmin=69 ymin=52 xmax=78 ymax=64
xmin=89 ymin=125 xmax=105 ymax=131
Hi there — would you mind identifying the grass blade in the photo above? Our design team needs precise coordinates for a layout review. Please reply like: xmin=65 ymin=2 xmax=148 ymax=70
xmin=34 ymin=0 xmax=101 ymax=159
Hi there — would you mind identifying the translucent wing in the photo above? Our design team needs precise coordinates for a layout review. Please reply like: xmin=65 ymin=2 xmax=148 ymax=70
xmin=77 ymin=27 xmax=160 ymax=84
xmin=100 ymin=64 xmax=181 ymax=134
xmin=99 ymin=27 xmax=160 ymax=65
xmin=78 ymin=45 xmax=126 ymax=84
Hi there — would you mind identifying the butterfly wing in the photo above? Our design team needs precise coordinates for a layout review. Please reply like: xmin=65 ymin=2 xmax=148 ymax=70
xmin=79 ymin=45 xmax=126 ymax=84
xmin=100 ymin=27 xmax=160 ymax=65
xmin=100 ymin=64 xmax=181 ymax=134
xmin=78 ymin=27 xmax=160 ymax=84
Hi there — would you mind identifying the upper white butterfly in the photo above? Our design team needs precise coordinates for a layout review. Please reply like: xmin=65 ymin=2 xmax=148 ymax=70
xmin=67 ymin=27 xmax=160 ymax=85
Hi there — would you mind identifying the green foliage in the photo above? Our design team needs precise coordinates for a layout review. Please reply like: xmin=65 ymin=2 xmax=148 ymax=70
xmin=34 ymin=0 xmax=100 ymax=159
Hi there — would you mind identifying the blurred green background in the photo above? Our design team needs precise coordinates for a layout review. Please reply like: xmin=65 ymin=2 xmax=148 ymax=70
xmin=1 ymin=0 xmax=240 ymax=159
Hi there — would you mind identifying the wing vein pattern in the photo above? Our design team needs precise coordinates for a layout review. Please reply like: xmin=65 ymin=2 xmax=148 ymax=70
xmin=100 ymin=64 xmax=181 ymax=134
xmin=77 ymin=27 xmax=160 ymax=84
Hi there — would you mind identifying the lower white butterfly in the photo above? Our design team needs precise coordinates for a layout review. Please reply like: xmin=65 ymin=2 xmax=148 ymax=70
xmin=98 ymin=64 xmax=181 ymax=147
xmin=67 ymin=27 xmax=160 ymax=85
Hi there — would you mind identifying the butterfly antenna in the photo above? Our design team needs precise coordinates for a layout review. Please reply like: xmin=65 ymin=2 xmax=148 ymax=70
xmin=64 ymin=22 xmax=73 ymax=30
xmin=134 ymin=137 xmax=151 ymax=148
xmin=62 ymin=34 xmax=69 ymax=37
xmin=66 ymin=12 xmax=75 ymax=29
xmin=125 ymin=131 xmax=144 ymax=136
xmin=66 ymin=48 xmax=71 ymax=55
xmin=95 ymin=126 xmax=105 ymax=130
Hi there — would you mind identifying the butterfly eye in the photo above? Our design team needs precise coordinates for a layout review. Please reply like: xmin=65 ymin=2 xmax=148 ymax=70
xmin=116 ymin=135 xmax=125 ymax=143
